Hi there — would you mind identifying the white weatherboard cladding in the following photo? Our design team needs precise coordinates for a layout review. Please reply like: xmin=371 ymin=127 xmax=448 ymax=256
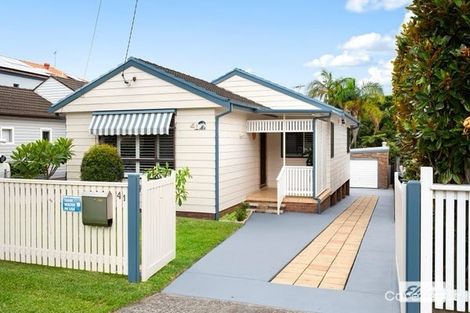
xmin=65 ymin=113 xmax=98 ymax=180
xmin=350 ymin=159 xmax=378 ymax=188
xmin=215 ymin=74 xmax=318 ymax=110
xmin=0 ymin=72 xmax=44 ymax=89
xmin=330 ymin=123 xmax=350 ymax=192
xmin=0 ymin=117 xmax=66 ymax=177
xmin=218 ymin=110 xmax=260 ymax=211
xmin=34 ymin=77 xmax=73 ymax=103
xmin=175 ymin=109 xmax=216 ymax=214
xmin=55 ymin=66 xmax=220 ymax=113
xmin=66 ymin=109 xmax=217 ymax=214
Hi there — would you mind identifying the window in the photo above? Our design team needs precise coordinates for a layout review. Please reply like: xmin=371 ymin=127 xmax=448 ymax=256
xmin=347 ymin=128 xmax=351 ymax=153
xmin=41 ymin=129 xmax=51 ymax=141
xmin=330 ymin=122 xmax=335 ymax=158
xmin=99 ymin=128 xmax=175 ymax=174
xmin=281 ymin=132 xmax=313 ymax=157
xmin=0 ymin=127 xmax=14 ymax=144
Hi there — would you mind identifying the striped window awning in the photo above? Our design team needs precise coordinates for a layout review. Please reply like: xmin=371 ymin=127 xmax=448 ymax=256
xmin=89 ymin=111 xmax=173 ymax=136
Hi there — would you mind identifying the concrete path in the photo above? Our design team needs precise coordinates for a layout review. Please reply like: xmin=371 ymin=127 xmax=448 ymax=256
xmin=164 ymin=188 xmax=399 ymax=313
xmin=117 ymin=294 xmax=300 ymax=313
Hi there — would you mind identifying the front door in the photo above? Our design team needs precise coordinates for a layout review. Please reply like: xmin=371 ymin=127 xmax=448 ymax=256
xmin=260 ymin=133 xmax=267 ymax=188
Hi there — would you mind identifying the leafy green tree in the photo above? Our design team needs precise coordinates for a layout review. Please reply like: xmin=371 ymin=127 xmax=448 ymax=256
xmin=393 ymin=0 xmax=470 ymax=183
xmin=11 ymin=137 xmax=74 ymax=179
xmin=146 ymin=163 xmax=192 ymax=206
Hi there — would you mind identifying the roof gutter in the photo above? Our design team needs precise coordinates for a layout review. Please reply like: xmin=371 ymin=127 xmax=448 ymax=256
xmin=214 ymin=103 xmax=233 ymax=220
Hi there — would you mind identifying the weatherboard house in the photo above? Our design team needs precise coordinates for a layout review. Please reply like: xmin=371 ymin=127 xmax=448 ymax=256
xmin=49 ymin=57 xmax=357 ymax=218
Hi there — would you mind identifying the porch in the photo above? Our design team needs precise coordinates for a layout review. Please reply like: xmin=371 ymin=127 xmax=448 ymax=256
xmin=245 ymin=115 xmax=332 ymax=214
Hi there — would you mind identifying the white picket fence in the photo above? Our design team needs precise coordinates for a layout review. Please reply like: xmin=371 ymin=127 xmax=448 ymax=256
xmin=420 ymin=167 xmax=470 ymax=312
xmin=0 ymin=175 xmax=177 ymax=281
xmin=394 ymin=172 xmax=407 ymax=313
xmin=141 ymin=174 xmax=176 ymax=281
xmin=0 ymin=179 xmax=128 ymax=274
xmin=277 ymin=166 xmax=313 ymax=214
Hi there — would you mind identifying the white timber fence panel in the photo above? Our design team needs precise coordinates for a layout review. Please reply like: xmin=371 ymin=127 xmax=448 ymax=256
xmin=0 ymin=178 xmax=128 ymax=274
xmin=420 ymin=167 xmax=470 ymax=313
xmin=394 ymin=172 xmax=407 ymax=313
xmin=140 ymin=173 xmax=176 ymax=282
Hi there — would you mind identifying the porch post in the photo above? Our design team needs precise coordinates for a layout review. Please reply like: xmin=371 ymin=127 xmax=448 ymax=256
xmin=312 ymin=118 xmax=316 ymax=198
xmin=282 ymin=114 xmax=286 ymax=167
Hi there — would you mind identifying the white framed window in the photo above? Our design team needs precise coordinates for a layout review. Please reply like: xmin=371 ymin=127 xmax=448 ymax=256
xmin=40 ymin=128 xmax=52 ymax=141
xmin=0 ymin=127 xmax=14 ymax=144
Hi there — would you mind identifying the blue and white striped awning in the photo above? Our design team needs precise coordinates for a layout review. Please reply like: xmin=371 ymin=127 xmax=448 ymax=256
xmin=89 ymin=111 xmax=173 ymax=136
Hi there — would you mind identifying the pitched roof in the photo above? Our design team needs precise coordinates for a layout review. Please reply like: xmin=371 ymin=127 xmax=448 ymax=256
xmin=21 ymin=60 xmax=69 ymax=78
xmin=53 ymin=76 xmax=87 ymax=91
xmin=0 ymin=85 xmax=61 ymax=119
xmin=51 ymin=57 xmax=268 ymax=112
xmin=212 ymin=68 xmax=360 ymax=126
xmin=136 ymin=58 xmax=266 ymax=110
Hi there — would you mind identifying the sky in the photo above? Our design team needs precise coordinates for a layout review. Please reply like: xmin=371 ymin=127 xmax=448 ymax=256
xmin=0 ymin=0 xmax=412 ymax=94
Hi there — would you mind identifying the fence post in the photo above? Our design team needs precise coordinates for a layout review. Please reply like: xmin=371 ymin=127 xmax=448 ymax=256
xmin=406 ymin=180 xmax=421 ymax=313
xmin=420 ymin=167 xmax=433 ymax=312
xmin=128 ymin=174 xmax=141 ymax=283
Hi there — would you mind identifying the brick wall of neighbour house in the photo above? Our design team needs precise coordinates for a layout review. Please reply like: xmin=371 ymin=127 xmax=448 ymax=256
xmin=351 ymin=149 xmax=389 ymax=189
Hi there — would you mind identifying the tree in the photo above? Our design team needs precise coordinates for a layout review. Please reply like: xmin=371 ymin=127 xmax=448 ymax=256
xmin=393 ymin=0 xmax=470 ymax=183
xmin=307 ymin=71 xmax=385 ymax=134
xmin=11 ymin=137 xmax=74 ymax=179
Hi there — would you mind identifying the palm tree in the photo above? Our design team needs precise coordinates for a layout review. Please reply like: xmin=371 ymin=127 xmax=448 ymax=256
xmin=307 ymin=70 xmax=341 ymax=106
xmin=307 ymin=70 xmax=385 ymax=134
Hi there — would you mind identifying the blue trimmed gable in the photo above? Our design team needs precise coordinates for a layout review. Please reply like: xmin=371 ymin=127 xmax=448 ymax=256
xmin=49 ymin=58 xmax=264 ymax=113
xmin=212 ymin=68 xmax=359 ymax=127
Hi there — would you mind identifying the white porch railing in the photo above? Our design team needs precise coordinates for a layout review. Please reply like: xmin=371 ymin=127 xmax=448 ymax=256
xmin=276 ymin=166 xmax=313 ymax=214
xmin=246 ymin=119 xmax=313 ymax=133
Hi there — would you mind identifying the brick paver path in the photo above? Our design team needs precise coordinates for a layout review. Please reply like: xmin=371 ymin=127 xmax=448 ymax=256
xmin=271 ymin=196 xmax=378 ymax=290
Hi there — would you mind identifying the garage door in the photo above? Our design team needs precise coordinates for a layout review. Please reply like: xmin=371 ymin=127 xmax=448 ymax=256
xmin=350 ymin=159 xmax=378 ymax=188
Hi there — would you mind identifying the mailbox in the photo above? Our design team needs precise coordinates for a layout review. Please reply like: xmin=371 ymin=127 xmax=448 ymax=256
xmin=82 ymin=192 xmax=113 ymax=227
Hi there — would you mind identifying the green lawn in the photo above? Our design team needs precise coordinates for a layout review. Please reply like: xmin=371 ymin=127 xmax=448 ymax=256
xmin=0 ymin=217 xmax=241 ymax=313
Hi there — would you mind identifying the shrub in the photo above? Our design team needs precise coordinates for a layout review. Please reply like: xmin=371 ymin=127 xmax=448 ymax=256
xmin=235 ymin=202 xmax=249 ymax=222
xmin=146 ymin=163 xmax=192 ymax=206
xmin=10 ymin=137 xmax=73 ymax=179
xmin=393 ymin=0 xmax=470 ymax=183
xmin=80 ymin=144 xmax=124 ymax=182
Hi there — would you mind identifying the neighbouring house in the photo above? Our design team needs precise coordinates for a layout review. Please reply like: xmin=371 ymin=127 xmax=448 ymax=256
xmin=49 ymin=57 xmax=358 ymax=218
xmin=0 ymin=55 xmax=86 ymax=178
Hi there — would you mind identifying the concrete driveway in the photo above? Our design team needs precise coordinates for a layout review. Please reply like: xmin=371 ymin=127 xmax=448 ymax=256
xmin=164 ymin=188 xmax=399 ymax=313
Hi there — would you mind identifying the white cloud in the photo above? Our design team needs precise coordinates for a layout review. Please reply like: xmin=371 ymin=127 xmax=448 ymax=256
xmin=361 ymin=60 xmax=393 ymax=86
xmin=342 ymin=32 xmax=394 ymax=51
xmin=346 ymin=0 xmax=410 ymax=12
xmin=304 ymin=51 xmax=371 ymax=68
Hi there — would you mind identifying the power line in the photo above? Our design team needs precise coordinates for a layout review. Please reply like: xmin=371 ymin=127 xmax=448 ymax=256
xmin=124 ymin=0 xmax=139 ymax=62
xmin=84 ymin=0 xmax=103 ymax=79
xmin=122 ymin=0 xmax=139 ymax=84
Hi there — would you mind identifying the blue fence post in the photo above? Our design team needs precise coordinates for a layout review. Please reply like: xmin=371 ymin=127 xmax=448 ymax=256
xmin=406 ymin=180 xmax=421 ymax=313
xmin=127 ymin=174 xmax=141 ymax=283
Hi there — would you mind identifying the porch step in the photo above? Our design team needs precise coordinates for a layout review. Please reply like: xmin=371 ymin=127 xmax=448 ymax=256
xmin=247 ymin=202 xmax=285 ymax=214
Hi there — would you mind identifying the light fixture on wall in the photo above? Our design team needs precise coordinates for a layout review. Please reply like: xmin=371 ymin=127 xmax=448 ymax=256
xmin=251 ymin=133 xmax=256 ymax=140
xmin=193 ymin=120 xmax=206 ymax=130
